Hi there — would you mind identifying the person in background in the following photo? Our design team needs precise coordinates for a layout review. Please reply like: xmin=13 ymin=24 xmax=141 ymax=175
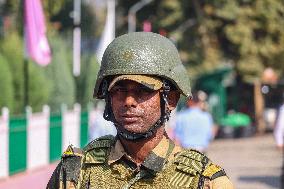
xmin=174 ymin=91 xmax=214 ymax=153
xmin=274 ymin=93 xmax=284 ymax=188
xmin=197 ymin=90 xmax=209 ymax=111
xmin=274 ymin=93 xmax=284 ymax=150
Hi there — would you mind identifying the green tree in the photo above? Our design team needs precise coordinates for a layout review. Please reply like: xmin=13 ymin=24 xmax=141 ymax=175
xmin=207 ymin=0 xmax=284 ymax=82
xmin=49 ymin=0 xmax=98 ymax=37
xmin=116 ymin=0 xmax=284 ymax=81
xmin=0 ymin=32 xmax=51 ymax=113
xmin=75 ymin=54 xmax=100 ymax=109
xmin=0 ymin=32 xmax=25 ymax=113
xmin=0 ymin=54 xmax=14 ymax=110
xmin=28 ymin=62 xmax=51 ymax=112
xmin=45 ymin=34 xmax=75 ymax=111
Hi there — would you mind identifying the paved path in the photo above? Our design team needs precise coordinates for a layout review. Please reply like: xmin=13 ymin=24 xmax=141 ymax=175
xmin=207 ymin=133 xmax=282 ymax=189
xmin=0 ymin=163 xmax=57 ymax=189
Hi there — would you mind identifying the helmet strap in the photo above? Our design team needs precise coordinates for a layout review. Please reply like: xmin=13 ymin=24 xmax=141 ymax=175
xmin=103 ymin=80 xmax=172 ymax=141
xmin=161 ymin=79 xmax=171 ymax=122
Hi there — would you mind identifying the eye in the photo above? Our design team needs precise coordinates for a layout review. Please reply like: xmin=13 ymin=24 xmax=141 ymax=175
xmin=110 ymin=86 xmax=127 ymax=94
xmin=137 ymin=86 xmax=154 ymax=94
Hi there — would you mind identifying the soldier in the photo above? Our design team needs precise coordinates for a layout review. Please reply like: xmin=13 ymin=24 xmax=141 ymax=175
xmin=47 ymin=32 xmax=234 ymax=189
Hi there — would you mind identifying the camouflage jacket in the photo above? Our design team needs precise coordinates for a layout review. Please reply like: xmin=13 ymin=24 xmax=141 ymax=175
xmin=47 ymin=135 xmax=234 ymax=189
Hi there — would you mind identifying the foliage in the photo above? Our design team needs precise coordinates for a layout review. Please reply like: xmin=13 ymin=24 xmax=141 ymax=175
xmin=0 ymin=32 xmax=25 ymax=113
xmin=116 ymin=0 xmax=223 ymax=79
xmin=49 ymin=0 xmax=98 ymax=37
xmin=207 ymin=0 xmax=284 ymax=82
xmin=0 ymin=0 xmax=20 ymax=16
xmin=0 ymin=0 xmax=67 ymax=35
xmin=44 ymin=34 xmax=75 ymax=112
xmin=28 ymin=61 xmax=51 ymax=112
xmin=42 ymin=0 xmax=66 ymax=19
xmin=0 ymin=32 xmax=51 ymax=113
xmin=75 ymin=54 xmax=100 ymax=110
xmin=1 ymin=0 xmax=284 ymax=114
xmin=0 ymin=54 xmax=14 ymax=110
xmin=116 ymin=0 xmax=284 ymax=82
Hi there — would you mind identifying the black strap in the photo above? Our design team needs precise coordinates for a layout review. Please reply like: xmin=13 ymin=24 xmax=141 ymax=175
xmin=197 ymin=155 xmax=209 ymax=189
xmin=211 ymin=169 xmax=227 ymax=180
xmin=122 ymin=169 xmax=148 ymax=189
xmin=116 ymin=119 xmax=163 ymax=141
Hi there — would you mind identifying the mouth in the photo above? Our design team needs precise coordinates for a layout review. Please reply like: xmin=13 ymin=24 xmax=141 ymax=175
xmin=121 ymin=114 xmax=140 ymax=123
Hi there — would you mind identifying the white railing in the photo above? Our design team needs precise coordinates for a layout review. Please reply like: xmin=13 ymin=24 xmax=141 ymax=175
xmin=0 ymin=108 xmax=9 ymax=178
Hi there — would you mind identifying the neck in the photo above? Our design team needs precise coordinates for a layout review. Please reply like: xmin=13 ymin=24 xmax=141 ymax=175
xmin=119 ymin=126 xmax=165 ymax=165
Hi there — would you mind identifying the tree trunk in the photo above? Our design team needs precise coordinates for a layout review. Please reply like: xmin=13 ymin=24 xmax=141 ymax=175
xmin=254 ymin=80 xmax=265 ymax=134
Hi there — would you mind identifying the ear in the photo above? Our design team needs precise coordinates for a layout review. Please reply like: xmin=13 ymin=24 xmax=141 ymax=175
xmin=167 ymin=91 xmax=180 ymax=111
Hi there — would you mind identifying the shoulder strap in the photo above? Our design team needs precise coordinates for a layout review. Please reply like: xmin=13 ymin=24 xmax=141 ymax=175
xmin=83 ymin=135 xmax=116 ymax=164
xmin=83 ymin=135 xmax=115 ymax=152
xmin=174 ymin=149 xmax=210 ymax=175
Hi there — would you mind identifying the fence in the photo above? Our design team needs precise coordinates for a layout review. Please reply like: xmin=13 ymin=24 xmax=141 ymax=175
xmin=0 ymin=104 xmax=97 ymax=179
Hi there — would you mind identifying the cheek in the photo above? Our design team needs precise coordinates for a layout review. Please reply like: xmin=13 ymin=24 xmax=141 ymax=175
xmin=111 ymin=98 xmax=120 ymax=117
xmin=141 ymin=96 xmax=161 ymax=123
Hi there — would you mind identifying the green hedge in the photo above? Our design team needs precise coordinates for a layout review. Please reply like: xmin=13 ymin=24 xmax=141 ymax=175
xmin=0 ymin=54 xmax=14 ymax=110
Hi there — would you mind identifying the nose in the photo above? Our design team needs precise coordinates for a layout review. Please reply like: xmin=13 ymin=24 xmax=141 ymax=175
xmin=124 ymin=93 xmax=138 ymax=108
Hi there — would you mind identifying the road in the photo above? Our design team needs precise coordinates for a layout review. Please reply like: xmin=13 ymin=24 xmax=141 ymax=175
xmin=0 ymin=133 xmax=282 ymax=189
xmin=0 ymin=163 xmax=57 ymax=189
xmin=207 ymin=133 xmax=282 ymax=189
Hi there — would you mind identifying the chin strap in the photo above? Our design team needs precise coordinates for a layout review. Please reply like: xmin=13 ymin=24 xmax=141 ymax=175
xmin=115 ymin=119 xmax=163 ymax=141
xmin=103 ymin=80 xmax=172 ymax=141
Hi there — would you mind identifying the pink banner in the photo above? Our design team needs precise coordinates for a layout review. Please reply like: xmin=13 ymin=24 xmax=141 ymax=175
xmin=25 ymin=0 xmax=51 ymax=66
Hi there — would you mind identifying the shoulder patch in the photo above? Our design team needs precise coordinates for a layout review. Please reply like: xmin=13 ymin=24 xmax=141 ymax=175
xmin=174 ymin=149 xmax=210 ymax=175
xmin=203 ymin=163 xmax=227 ymax=180
xmin=57 ymin=146 xmax=83 ymax=186
xmin=203 ymin=164 xmax=223 ymax=178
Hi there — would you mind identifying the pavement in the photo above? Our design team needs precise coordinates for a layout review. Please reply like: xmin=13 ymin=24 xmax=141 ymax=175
xmin=207 ymin=133 xmax=282 ymax=189
xmin=0 ymin=133 xmax=282 ymax=189
xmin=0 ymin=163 xmax=57 ymax=189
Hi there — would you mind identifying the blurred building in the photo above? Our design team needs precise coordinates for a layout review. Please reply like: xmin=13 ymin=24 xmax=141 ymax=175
xmin=193 ymin=66 xmax=284 ymax=137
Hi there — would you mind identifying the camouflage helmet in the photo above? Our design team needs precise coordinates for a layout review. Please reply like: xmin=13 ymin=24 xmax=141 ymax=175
xmin=94 ymin=32 xmax=192 ymax=98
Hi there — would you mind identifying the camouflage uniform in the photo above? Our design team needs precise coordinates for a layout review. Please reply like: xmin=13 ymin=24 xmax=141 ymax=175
xmin=47 ymin=32 xmax=234 ymax=188
xmin=47 ymin=135 xmax=233 ymax=189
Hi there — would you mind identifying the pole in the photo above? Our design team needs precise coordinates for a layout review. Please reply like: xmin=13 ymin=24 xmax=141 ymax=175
xmin=23 ymin=0 xmax=29 ymax=108
xmin=24 ymin=57 xmax=29 ymax=108
xmin=254 ymin=80 xmax=265 ymax=134
xmin=73 ymin=0 xmax=81 ymax=76
xmin=95 ymin=0 xmax=116 ymax=64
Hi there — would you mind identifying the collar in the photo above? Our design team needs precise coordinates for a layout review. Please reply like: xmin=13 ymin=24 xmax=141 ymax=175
xmin=108 ymin=136 xmax=182 ymax=173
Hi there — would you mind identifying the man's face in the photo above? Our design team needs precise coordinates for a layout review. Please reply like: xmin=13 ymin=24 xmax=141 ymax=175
xmin=109 ymin=80 xmax=161 ymax=134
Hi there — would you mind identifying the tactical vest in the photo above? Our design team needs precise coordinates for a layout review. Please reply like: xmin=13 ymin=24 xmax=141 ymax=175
xmin=70 ymin=135 xmax=227 ymax=189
